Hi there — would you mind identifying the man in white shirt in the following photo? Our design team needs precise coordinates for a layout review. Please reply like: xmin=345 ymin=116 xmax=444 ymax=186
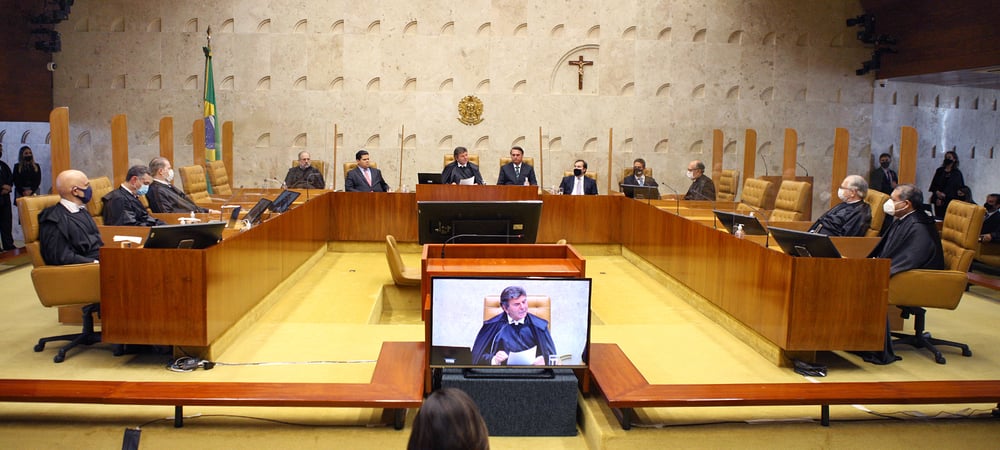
xmin=559 ymin=159 xmax=598 ymax=195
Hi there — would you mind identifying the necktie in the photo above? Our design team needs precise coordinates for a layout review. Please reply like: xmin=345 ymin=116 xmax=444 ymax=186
xmin=363 ymin=168 xmax=372 ymax=186
xmin=638 ymin=177 xmax=643 ymax=186
xmin=514 ymin=165 xmax=520 ymax=179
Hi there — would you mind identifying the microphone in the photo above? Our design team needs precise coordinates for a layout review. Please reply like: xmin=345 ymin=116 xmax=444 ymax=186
xmin=264 ymin=178 xmax=285 ymax=188
xmin=759 ymin=153 xmax=769 ymax=177
xmin=741 ymin=203 xmax=771 ymax=248
xmin=440 ymin=233 xmax=525 ymax=258
xmin=688 ymin=189 xmax=719 ymax=229
xmin=796 ymin=161 xmax=810 ymax=177
xmin=660 ymin=183 xmax=680 ymax=215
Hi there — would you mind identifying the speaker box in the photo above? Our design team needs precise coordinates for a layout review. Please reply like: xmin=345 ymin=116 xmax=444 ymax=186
xmin=440 ymin=368 xmax=578 ymax=436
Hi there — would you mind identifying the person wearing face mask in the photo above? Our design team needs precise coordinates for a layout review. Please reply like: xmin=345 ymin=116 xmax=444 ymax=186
xmin=621 ymin=158 xmax=659 ymax=191
xmin=38 ymin=169 xmax=104 ymax=265
xmin=683 ymin=160 xmax=716 ymax=201
xmin=979 ymin=193 xmax=1000 ymax=243
xmin=0 ymin=144 xmax=14 ymax=252
xmin=145 ymin=156 xmax=212 ymax=214
xmin=868 ymin=152 xmax=898 ymax=195
xmin=808 ymin=175 xmax=872 ymax=236
xmin=928 ymin=151 xmax=965 ymax=219
xmin=559 ymin=159 xmax=598 ymax=195
xmin=101 ymin=165 xmax=165 ymax=226
xmin=12 ymin=145 xmax=42 ymax=200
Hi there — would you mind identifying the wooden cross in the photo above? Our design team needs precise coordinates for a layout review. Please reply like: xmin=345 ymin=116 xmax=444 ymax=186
xmin=568 ymin=55 xmax=593 ymax=90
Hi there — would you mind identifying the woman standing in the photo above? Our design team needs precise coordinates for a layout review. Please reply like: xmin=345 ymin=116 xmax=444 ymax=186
xmin=12 ymin=146 xmax=42 ymax=199
xmin=928 ymin=150 xmax=964 ymax=219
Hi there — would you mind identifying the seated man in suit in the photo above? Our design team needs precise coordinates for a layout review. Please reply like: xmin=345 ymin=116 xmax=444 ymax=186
xmin=471 ymin=286 xmax=557 ymax=366
xmin=980 ymin=193 xmax=999 ymax=243
xmin=869 ymin=152 xmax=898 ymax=195
xmin=442 ymin=146 xmax=484 ymax=185
xmin=683 ymin=159 xmax=716 ymax=201
xmin=808 ymin=175 xmax=871 ymax=236
xmin=622 ymin=157 xmax=659 ymax=188
xmin=102 ymin=165 xmax=165 ymax=227
xmin=559 ymin=159 xmax=598 ymax=195
xmin=145 ymin=157 xmax=214 ymax=214
xmin=496 ymin=146 xmax=537 ymax=186
xmin=38 ymin=169 xmax=103 ymax=265
xmin=345 ymin=150 xmax=389 ymax=192
xmin=285 ymin=151 xmax=325 ymax=189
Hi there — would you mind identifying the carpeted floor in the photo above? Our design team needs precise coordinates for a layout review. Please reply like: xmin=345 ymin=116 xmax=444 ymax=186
xmin=1 ymin=248 xmax=999 ymax=449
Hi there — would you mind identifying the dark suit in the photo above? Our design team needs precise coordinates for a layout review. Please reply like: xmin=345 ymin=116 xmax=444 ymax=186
xmin=0 ymin=160 xmax=13 ymax=250
xmin=497 ymin=163 xmax=537 ymax=186
xmin=869 ymin=166 xmax=898 ymax=195
xmin=146 ymin=180 xmax=208 ymax=214
xmin=560 ymin=175 xmax=598 ymax=195
xmin=441 ymin=161 xmax=484 ymax=185
xmin=345 ymin=166 xmax=389 ymax=192
xmin=102 ymin=186 xmax=164 ymax=226
xmin=983 ymin=211 xmax=1000 ymax=240
xmin=622 ymin=174 xmax=658 ymax=188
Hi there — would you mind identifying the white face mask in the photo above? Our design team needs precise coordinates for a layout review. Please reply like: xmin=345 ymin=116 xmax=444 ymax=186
xmin=883 ymin=199 xmax=901 ymax=215
xmin=837 ymin=188 xmax=851 ymax=202
xmin=166 ymin=168 xmax=175 ymax=182
xmin=685 ymin=170 xmax=695 ymax=179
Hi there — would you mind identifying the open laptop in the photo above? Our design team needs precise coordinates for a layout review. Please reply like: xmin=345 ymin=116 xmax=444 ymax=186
xmin=244 ymin=198 xmax=273 ymax=226
xmin=268 ymin=189 xmax=301 ymax=213
xmin=620 ymin=184 xmax=661 ymax=200
xmin=768 ymin=226 xmax=843 ymax=258
xmin=418 ymin=173 xmax=443 ymax=184
xmin=712 ymin=210 xmax=769 ymax=235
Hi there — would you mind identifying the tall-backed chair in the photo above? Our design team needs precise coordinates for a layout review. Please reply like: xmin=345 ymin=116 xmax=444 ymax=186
xmin=385 ymin=235 xmax=420 ymax=287
xmin=484 ymin=296 xmax=551 ymax=327
xmin=177 ymin=165 xmax=212 ymax=205
xmin=206 ymin=160 xmax=232 ymax=196
xmin=888 ymin=200 xmax=985 ymax=364
xmin=84 ymin=176 xmax=113 ymax=225
xmin=444 ymin=154 xmax=480 ymax=168
xmin=16 ymin=195 xmax=104 ymax=363
xmin=620 ymin=167 xmax=652 ymax=184
xmin=716 ymin=169 xmax=740 ymax=202
xmin=864 ymin=189 xmax=891 ymax=237
xmin=736 ymin=178 xmax=774 ymax=217
xmin=343 ymin=161 xmax=378 ymax=179
xmin=769 ymin=180 xmax=811 ymax=221
xmin=290 ymin=160 xmax=326 ymax=178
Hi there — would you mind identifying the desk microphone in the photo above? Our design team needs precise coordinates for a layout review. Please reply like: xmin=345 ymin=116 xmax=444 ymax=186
xmin=741 ymin=203 xmax=771 ymax=248
xmin=264 ymin=178 xmax=285 ymax=189
xmin=759 ymin=153 xmax=769 ymax=177
xmin=796 ymin=161 xmax=810 ymax=177
xmin=688 ymin=189 xmax=718 ymax=229
xmin=661 ymin=183 xmax=680 ymax=215
xmin=440 ymin=233 xmax=524 ymax=258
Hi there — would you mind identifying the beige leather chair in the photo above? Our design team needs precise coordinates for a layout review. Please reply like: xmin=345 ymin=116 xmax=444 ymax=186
xmin=443 ymin=154 xmax=480 ymax=168
xmin=562 ymin=171 xmax=598 ymax=181
xmin=864 ymin=189 xmax=891 ymax=237
xmin=888 ymin=200 xmax=985 ymax=364
xmin=206 ymin=160 xmax=232 ymax=196
xmin=177 ymin=165 xmax=212 ymax=205
xmin=385 ymin=235 xmax=420 ymax=287
xmin=290 ymin=159 xmax=326 ymax=178
xmin=769 ymin=180 xmax=811 ymax=222
xmin=344 ymin=161 xmax=378 ymax=179
xmin=500 ymin=156 xmax=534 ymax=168
xmin=716 ymin=169 xmax=740 ymax=202
xmin=736 ymin=178 xmax=774 ymax=217
xmin=484 ymin=295 xmax=551 ymax=327
xmin=84 ymin=176 xmax=113 ymax=225
xmin=16 ymin=195 xmax=104 ymax=363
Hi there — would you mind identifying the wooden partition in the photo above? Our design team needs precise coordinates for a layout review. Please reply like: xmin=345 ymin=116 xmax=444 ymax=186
xmin=415 ymin=184 xmax=538 ymax=202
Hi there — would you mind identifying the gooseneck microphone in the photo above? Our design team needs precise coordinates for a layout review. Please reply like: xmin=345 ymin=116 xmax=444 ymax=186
xmin=440 ymin=233 xmax=525 ymax=258
xmin=689 ymin=189 xmax=719 ymax=229
xmin=661 ymin=183 xmax=680 ymax=215
xmin=759 ymin=153 xmax=769 ymax=177
xmin=796 ymin=161 xmax=810 ymax=177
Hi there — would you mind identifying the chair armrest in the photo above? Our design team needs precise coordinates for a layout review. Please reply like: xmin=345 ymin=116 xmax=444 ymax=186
xmin=888 ymin=269 xmax=966 ymax=310
xmin=30 ymin=263 xmax=102 ymax=308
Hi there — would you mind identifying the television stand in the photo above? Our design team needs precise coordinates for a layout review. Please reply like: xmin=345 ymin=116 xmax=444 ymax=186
xmin=461 ymin=367 xmax=555 ymax=379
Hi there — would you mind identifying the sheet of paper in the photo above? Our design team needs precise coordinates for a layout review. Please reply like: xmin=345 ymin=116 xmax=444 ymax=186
xmin=506 ymin=346 xmax=537 ymax=365
xmin=459 ymin=176 xmax=476 ymax=185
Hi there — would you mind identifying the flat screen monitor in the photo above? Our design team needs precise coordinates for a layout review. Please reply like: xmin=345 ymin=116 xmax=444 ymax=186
xmin=268 ymin=189 xmax=301 ymax=213
xmin=144 ymin=221 xmax=226 ymax=249
xmin=418 ymin=172 xmax=443 ymax=184
xmin=619 ymin=184 xmax=661 ymax=200
xmin=430 ymin=277 xmax=591 ymax=369
xmin=417 ymin=200 xmax=542 ymax=244
xmin=768 ymin=226 xmax=843 ymax=258
xmin=225 ymin=205 xmax=241 ymax=228
xmin=244 ymin=198 xmax=273 ymax=225
xmin=712 ymin=210 xmax=769 ymax=235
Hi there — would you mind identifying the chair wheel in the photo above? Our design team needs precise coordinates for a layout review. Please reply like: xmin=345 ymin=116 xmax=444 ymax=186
xmin=53 ymin=354 xmax=65 ymax=363
xmin=962 ymin=349 xmax=972 ymax=357
xmin=34 ymin=343 xmax=45 ymax=352
xmin=935 ymin=354 xmax=946 ymax=364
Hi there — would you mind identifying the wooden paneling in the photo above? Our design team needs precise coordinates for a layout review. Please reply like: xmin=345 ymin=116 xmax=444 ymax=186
xmin=159 ymin=116 xmax=174 ymax=161
xmin=110 ymin=114 xmax=129 ymax=185
xmin=415 ymin=184 xmax=538 ymax=202
xmin=49 ymin=107 xmax=70 ymax=186
xmin=537 ymin=195 xmax=621 ymax=244
xmin=330 ymin=192 xmax=418 ymax=242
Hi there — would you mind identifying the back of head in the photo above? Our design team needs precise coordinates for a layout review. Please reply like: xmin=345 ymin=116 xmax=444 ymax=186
xmin=408 ymin=388 xmax=489 ymax=450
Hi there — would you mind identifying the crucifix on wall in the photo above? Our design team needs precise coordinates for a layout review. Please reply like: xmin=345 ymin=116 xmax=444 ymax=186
xmin=568 ymin=55 xmax=593 ymax=90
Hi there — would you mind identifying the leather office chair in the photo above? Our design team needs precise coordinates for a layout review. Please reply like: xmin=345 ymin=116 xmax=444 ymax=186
xmin=385 ymin=235 xmax=420 ymax=287
xmin=290 ymin=159 xmax=326 ymax=179
xmin=343 ymin=161 xmax=379 ymax=180
xmin=84 ymin=176 xmax=113 ymax=225
xmin=864 ymin=189 xmax=891 ymax=237
xmin=562 ymin=171 xmax=598 ymax=181
xmin=484 ymin=295 xmax=551 ymax=327
xmin=716 ymin=169 xmax=740 ymax=202
xmin=206 ymin=160 xmax=233 ymax=196
xmin=888 ymin=200 xmax=985 ymax=364
xmin=768 ymin=180 xmax=811 ymax=221
xmin=16 ymin=195 xmax=106 ymax=363
xmin=177 ymin=165 xmax=212 ymax=204
xmin=444 ymin=154 xmax=480 ymax=168
xmin=736 ymin=178 xmax=774 ymax=217
xmin=500 ymin=156 xmax=534 ymax=168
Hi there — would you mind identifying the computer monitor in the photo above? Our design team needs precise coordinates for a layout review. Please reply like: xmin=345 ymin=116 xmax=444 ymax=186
xmin=417 ymin=200 xmax=542 ymax=244
xmin=225 ymin=205 xmax=241 ymax=228
xmin=244 ymin=198 xmax=273 ymax=225
xmin=144 ymin=222 xmax=226 ymax=249
xmin=268 ymin=189 xmax=301 ymax=213
xmin=619 ymin=184 xmax=661 ymax=200
xmin=712 ymin=210 xmax=769 ymax=235
xmin=768 ymin=226 xmax=843 ymax=258
xmin=418 ymin=173 xmax=443 ymax=184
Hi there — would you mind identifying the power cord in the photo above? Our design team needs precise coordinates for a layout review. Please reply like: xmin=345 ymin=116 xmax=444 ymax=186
xmin=167 ymin=356 xmax=377 ymax=372
xmin=167 ymin=356 xmax=215 ymax=372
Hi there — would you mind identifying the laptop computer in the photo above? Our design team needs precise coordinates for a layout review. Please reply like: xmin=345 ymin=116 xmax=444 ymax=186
xmin=620 ymin=184 xmax=661 ymax=200
xmin=225 ymin=205 xmax=241 ymax=228
xmin=712 ymin=210 xmax=769 ymax=235
xmin=418 ymin=172 xmax=443 ymax=184
xmin=268 ymin=189 xmax=301 ymax=213
xmin=768 ymin=226 xmax=843 ymax=258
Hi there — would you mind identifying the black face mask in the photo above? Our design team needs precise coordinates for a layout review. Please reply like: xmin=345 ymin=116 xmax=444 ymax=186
xmin=634 ymin=168 xmax=643 ymax=177
xmin=944 ymin=159 xmax=955 ymax=167
xmin=25 ymin=156 xmax=33 ymax=162
xmin=879 ymin=161 xmax=889 ymax=169
xmin=573 ymin=168 xmax=583 ymax=177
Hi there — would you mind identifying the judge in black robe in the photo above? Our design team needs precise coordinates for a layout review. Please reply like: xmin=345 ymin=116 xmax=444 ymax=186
xmin=102 ymin=185 xmax=164 ymax=227
xmin=470 ymin=286 xmax=556 ymax=366
xmin=442 ymin=147 xmax=485 ymax=185
xmin=146 ymin=180 xmax=208 ymax=214
xmin=683 ymin=160 xmax=716 ymax=201
xmin=39 ymin=170 xmax=104 ymax=265
xmin=808 ymin=176 xmax=872 ymax=237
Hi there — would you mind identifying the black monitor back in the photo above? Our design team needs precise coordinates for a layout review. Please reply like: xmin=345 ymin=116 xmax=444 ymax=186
xmin=417 ymin=200 xmax=542 ymax=244
xmin=713 ymin=210 xmax=769 ymax=235
xmin=244 ymin=198 xmax=273 ymax=225
xmin=620 ymin=184 xmax=661 ymax=200
xmin=268 ymin=189 xmax=301 ymax=213
xmin=144 ymin=222 xmax=225 ymax=249
xmin=418 ymin=173 xmax=443 ymax=184
xmin=768 ymin=226 xmax=843 ymax=258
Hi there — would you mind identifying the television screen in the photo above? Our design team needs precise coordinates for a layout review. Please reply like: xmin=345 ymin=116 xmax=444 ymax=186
xmin=430 ymin=277 xmax=591 ymax=369
xmin=144 ymin=221 xmax=226 ymax=249
xmin=244 ymin=198 xmax=273 ymax=225
xmin=768 ymin=226 xmax=843 ymax=258
xmin=268 ymin=189 xmax=301 ymax=213
xmin=417 ymin=200 xmax=542 ymax=244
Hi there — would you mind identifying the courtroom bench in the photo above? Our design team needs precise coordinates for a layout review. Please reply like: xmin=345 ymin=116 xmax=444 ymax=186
xmin=0 ymin=341 xmax=423 ymax=430
xmin=589 ymin=343 xmax=1000 ymax=429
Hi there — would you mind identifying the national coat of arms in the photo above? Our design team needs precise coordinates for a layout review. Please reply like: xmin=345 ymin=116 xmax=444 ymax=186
xmin=457 ymin=95 xmax=484 ymax=126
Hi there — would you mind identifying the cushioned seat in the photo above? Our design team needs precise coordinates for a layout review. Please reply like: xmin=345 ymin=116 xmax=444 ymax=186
xmin=864 ymin=189 xmax=891 ymax=237
xmin=716 ymin=169 xmax=740 ymax=202
xmin=385 ymin=235 xmax=420 ymax=287
xmin=736 ymin=178 xmax=774 ymax=217
xmin=206 ymin=160 xmax=232 ymax=196
xmin=177 ymin=165 xmax=212 ymax=205
xmin=769 ymin=180 xmax=811 ymax=222
xmin=84 ymin=176 xmax=113 ymax=225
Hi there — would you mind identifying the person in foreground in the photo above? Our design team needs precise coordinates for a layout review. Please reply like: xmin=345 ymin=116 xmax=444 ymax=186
xmin=808 ymin=175 xmax=871 ymax=236
xmin=683 ymin=159 xmax=716 ymax=201
xmin=344 ymin=149 xmax=389 ymax=192
xmin=442 ymin=146 xmax=484 ymax=185
xmin=102 ymin=165 xmax=165 ymax=226
xmin=559 ymin=159 xmax=598 ymax=195
xmin=145 ymin=157 xmax=213 ymax=214
xmin=407 ymin=388 xmax=489 ymax=450
xmin=471 ymin=286 xmax=557 ymax=366
xmin=285 ymin=151 xmax=325 ymax=189
xmin=39 ymin=169 xmax=104 ymax=265
xmin=496 ymin=146 xmax=536 ymax=186
xmin=857 ymin=184 xmax=943 ymax=364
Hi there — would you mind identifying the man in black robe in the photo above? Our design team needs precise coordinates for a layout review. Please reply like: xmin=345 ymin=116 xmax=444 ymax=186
xmin=145 ymin=157 xmax=211 ymax=214
xmin=442 ymin=146 xmax=484 ymax=185
xmin=284 ymin=151 xmax=325 ymax=189
xmin=471 ymin=286 xmax=557 ymax=366
xmin=683 ymin=160 xmax=716 ymax=201
xmin=39 ymin=169 xmax=103 ymax=265
xmin=808 ymin=175 xmax=872 ymax=236
xmin=102 ymin=165 xmax=165 ymax=227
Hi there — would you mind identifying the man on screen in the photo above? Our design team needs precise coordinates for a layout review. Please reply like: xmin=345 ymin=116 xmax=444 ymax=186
xmin=471 ymin=286 xmax=557 ymax=366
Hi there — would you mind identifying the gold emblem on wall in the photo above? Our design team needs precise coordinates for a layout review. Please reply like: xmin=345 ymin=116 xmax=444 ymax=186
xmin=457 ymin=95 xmax=484 ymax=125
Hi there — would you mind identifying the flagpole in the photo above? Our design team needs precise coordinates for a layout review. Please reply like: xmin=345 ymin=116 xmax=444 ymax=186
xmin=398 ymin=125 xmax=404 ymax=190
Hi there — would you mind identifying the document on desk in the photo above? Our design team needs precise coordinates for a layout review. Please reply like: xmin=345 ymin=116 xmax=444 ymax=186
xmin=507 ymin=346 xmax=537 ymax=365
xmin=459 ymin=176 xmax=476 ymax=185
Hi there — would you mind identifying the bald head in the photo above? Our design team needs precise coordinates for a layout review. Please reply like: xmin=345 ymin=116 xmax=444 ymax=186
xmin=55 ymin=170 xmax=90 ymax=205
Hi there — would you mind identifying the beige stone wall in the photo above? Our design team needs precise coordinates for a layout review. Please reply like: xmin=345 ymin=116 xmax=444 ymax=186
xmin=53 ymin=0 xmax=881 ymax=210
